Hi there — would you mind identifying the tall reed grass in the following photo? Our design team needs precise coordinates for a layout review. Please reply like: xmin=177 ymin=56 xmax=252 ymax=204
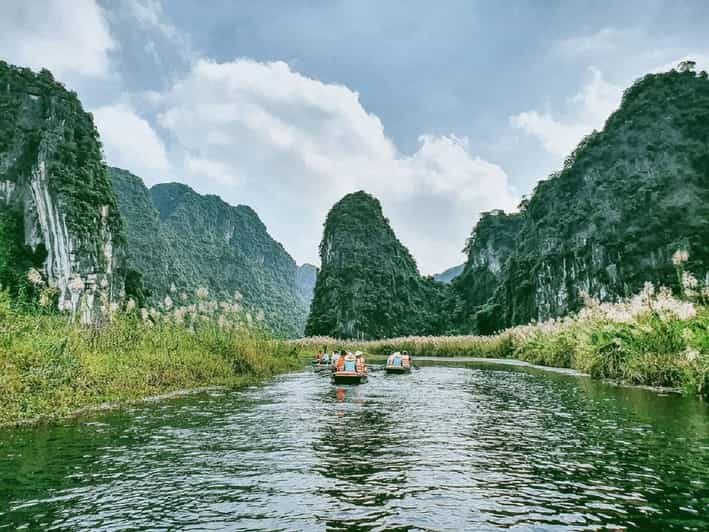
xmin=0 ymin=292 xmax=299 ymax=427
xmin=295 ymin=282 xmax=709 ymax=396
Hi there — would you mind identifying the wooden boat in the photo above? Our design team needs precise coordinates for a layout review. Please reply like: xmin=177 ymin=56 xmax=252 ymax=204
xmin=311 ymin=352 xmax=332 ymax=372
xmin=332 ymin=372 xmax=368 ymax=384
xmin=385 ymin=352 xmax=412 ymax=374
xmin=332 ymin=352 xmax=368 ymax=384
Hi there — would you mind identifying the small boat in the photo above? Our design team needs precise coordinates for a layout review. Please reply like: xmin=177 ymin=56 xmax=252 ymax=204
xmin=332 ymin=352 xmax=368 ymax=384
xmin=385 ymin=351 xmax=412 ymax=374
xmin=311 ymin=351 xmax=332 ymax=371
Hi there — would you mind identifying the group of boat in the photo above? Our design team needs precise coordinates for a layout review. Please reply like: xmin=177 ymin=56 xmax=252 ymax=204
xmin=311 ymin=350 xmax=413 ymax=384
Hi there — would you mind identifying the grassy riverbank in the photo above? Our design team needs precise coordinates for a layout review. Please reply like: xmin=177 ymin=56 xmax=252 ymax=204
xmin=0 ymin=294 xmax=300 ymax=427
xmin=296 ymin=285 xmax=709 ymax=396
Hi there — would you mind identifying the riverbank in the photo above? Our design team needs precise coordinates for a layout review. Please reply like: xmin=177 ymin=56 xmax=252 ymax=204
xmin=295 ymin=286 xmax=709 ymax=396
xmin=0 ymin=294 xmax=300 ymax=428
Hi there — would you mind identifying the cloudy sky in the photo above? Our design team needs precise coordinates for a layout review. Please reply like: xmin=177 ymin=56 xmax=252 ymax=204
xmin=1 ymin=1 xmax=707 ymax=273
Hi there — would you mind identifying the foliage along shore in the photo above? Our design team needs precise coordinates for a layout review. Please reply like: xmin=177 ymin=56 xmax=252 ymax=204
xmin=0 ymin=291 xmax=300 ymax=428
xmin=296 ymin=262 xmax=709 ymax=396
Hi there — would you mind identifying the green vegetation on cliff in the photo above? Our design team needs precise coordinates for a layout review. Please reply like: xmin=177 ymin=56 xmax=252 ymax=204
xmin=454 ymin=66 xmax=709 ymax=332
xmin=453 ymin=210 xmax=523 ymax=333
xmin=0 ymin=61 xmax=124 ymax=312
xmin=0 ymin=60 xmax=122 ymax=247
xmin=306 ymin=191 xmax=446 ymax=339
xmin=107 ymin=168 xmax=176 ymax=305
xmin=305 ymin=65 xmax=709 ymax=355
xmin=110 ymin=168 xmax=308 ymax=336
xmin=0 ymin=210 xmax=45 ymax=298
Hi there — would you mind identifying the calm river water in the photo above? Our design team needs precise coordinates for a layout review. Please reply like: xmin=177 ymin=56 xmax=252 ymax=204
xmin=1 ymin=361 xmax=708 ymax=531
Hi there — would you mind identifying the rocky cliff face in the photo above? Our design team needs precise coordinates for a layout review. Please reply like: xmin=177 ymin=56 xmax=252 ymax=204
xmin=306 ymin=191 xmax=445 ymax=339
xmin=452 ymin=210 xmax=523 ymax=333
xmin=0 ymin=62 xmax=124 ymax=320
xmin=456 ymin=67 xmax=709 ymax=331
xmin=110 ymin=168 xmax=308 ymax=336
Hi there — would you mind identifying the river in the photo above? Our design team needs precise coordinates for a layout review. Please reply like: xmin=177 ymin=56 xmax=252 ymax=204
xmin=1 ymin=360 xmax=708 ymax=530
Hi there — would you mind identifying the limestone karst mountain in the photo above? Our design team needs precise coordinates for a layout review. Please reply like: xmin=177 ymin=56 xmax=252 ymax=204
xmin=0 ymin=61 xmax=124 ymax=320
xmin=453 ymin=66 xmax=709 ymax=332
xmin=110 ymin=168 xmax=309 ymax=336
xmin=305 ymin=191 xmax=446 ymax=339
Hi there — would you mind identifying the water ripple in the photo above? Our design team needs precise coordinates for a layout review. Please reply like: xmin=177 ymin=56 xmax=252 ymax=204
xmin=1 ymin=364 xmax=708 ymax=530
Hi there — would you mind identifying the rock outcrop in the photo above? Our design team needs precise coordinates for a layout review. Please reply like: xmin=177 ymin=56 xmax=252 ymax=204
xmin=0 ymin=62 xmax=124 ymax=320
xmin=306 ymin=191 xmax=445 ymax=339
xmin=452 ymin=210 xmax=523 ymax=333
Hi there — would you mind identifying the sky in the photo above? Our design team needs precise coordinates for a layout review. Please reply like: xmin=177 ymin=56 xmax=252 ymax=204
xmin=1 ymin=1 xmax=708 ymax=274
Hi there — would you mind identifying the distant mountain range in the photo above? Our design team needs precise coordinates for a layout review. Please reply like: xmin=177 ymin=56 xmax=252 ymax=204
xmin=296 ymin=263 xmax=318 ymax=305
xmin=433 ymin=264 xmax=463 ymax=284
xmin=0 ymin=58 xmax=312 ymax=335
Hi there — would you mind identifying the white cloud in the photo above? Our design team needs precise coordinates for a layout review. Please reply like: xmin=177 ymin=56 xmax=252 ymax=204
xmin=93 ymin=103 xmax=170 ymax=184
xmin=526 ymin=26 xmax=709 ymax=160
xmin=185 ymin=156 xmax=238 ymax=186
xmin=517 ymin=27 xmax=709 ymax=164
xmin=0 ymin=0 xmax=116 ymax=79
xmin=122 ymin=0 xmax=175 ymax=39
xmin=510 ymin=67 xmax=623 ymax=160
xmin=511 ymin=53 xmax=709 ymax=162
xmin=153 ymin=59 xmax=517 ymax=273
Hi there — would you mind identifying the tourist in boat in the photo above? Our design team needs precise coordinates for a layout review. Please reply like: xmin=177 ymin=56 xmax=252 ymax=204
xmin=386 ymin=351 xmax=412 ymax=374
xmin=355 ymin=352 xmax=366 ymax=372
xmin=332 ymin=352 xmax=368 ymax=384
